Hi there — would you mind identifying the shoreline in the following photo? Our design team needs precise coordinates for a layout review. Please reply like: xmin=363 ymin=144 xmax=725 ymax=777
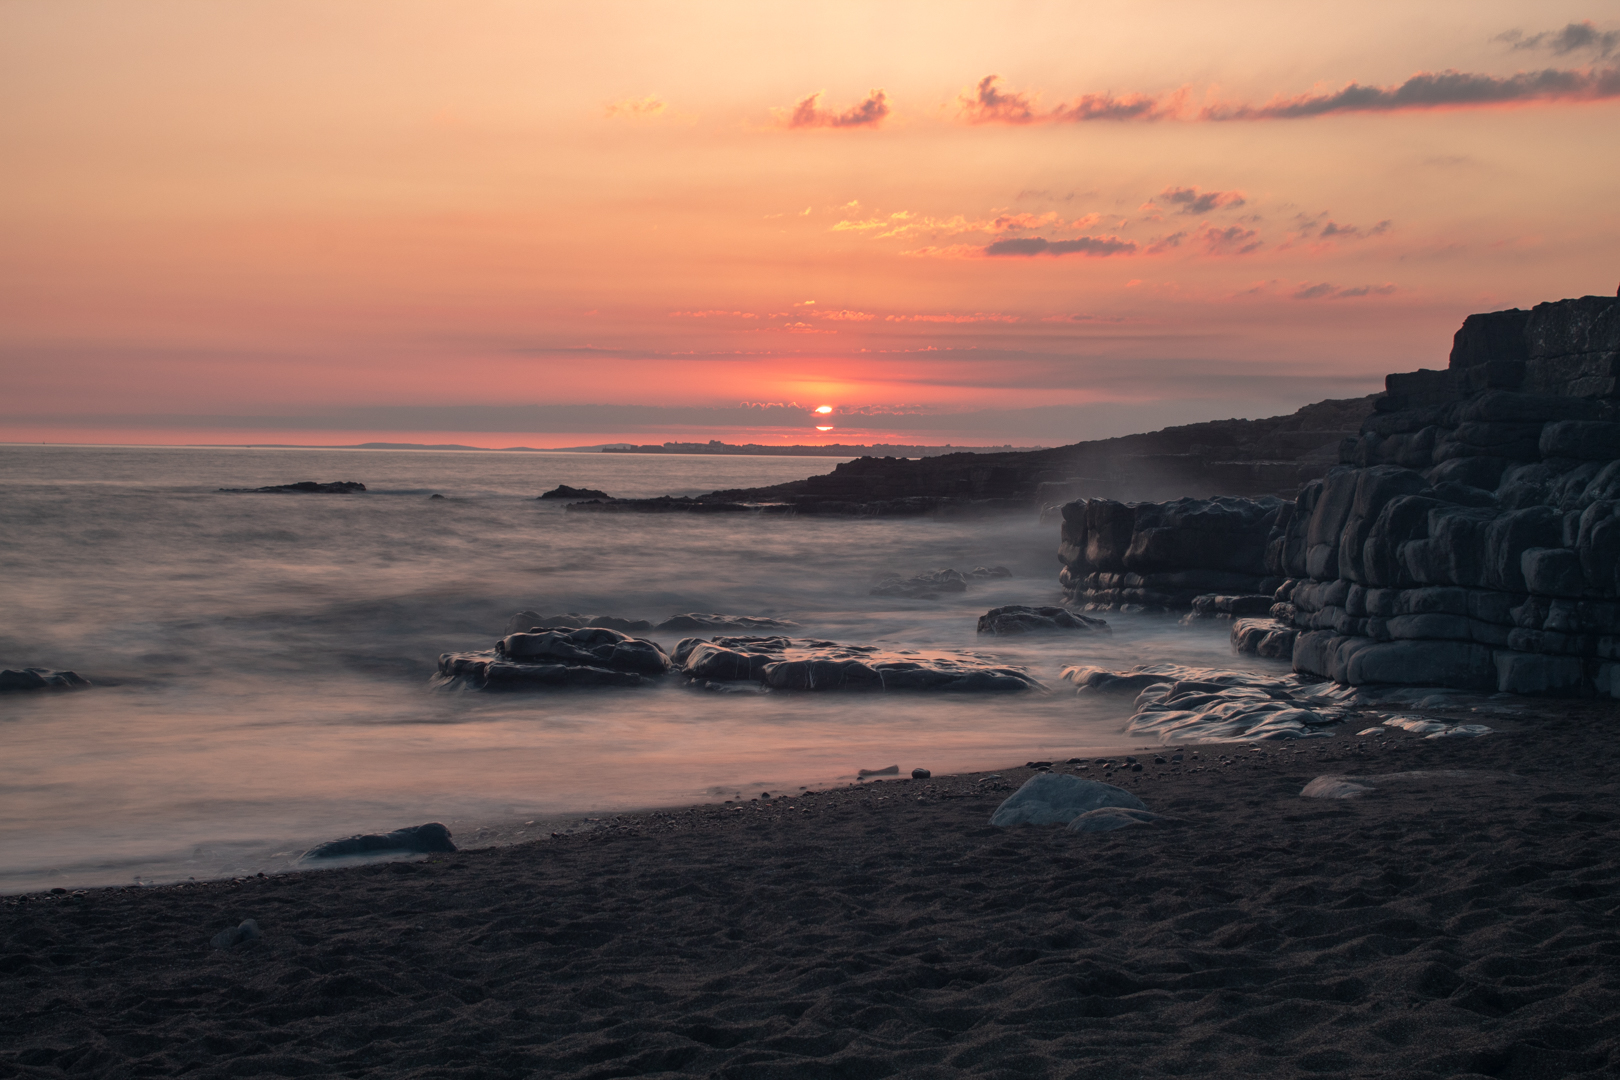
xmin=5 ymin=705 xmax=1616 ymax=1076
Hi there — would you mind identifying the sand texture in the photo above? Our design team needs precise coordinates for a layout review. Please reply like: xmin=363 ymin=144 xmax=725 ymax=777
xmin=3 ymin=709 xmax=1618 ymax=1079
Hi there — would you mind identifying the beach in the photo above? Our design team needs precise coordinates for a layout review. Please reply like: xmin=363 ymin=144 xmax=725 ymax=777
xmin=5 ymin=705 xmax=1616 ymax=1079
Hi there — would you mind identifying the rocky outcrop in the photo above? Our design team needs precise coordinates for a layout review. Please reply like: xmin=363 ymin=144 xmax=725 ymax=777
xmin=219 ymin=481 xmax=366 ymax=493
xmin=1057 ymin=495 xmax=1287 ymax=610
xmin=538 ymin=485 xmax=610 ymax=500
xmin=0 ymin=667 xmax=89 ymax=691
xmin=671 ymin=636 xmax=1045 ymax=693
xmin=1129 ymin=293 xmax=1620 ymax=699
xmin=302 ymin=822 xmax=457 ymax=860
xmin=434 ymin=626 xmax=672 ymax=690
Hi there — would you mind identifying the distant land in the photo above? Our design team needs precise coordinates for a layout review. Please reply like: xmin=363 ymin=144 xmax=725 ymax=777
xmin=216 ymin=440 xmax=1038 ymax=457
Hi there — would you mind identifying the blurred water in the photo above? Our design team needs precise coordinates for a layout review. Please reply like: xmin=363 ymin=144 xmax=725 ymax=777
xmin=0 ymin=444 xmax=1283 ymax=891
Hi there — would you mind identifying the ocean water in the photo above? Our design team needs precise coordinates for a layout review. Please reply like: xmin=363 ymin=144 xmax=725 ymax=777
xmin=0 ymin=444 xmax=1287 ymax=892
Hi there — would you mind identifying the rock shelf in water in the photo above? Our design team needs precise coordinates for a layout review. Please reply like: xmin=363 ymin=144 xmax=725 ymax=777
xmin=217 ymin=480 xmax=366 ymax=493
xmin=672 ymin=635 xmax=1045 ymax=693
xmin=537 ymin=484 xmax=610 ymax=500
xmin=976 ymin=605 xmax=1111 ymax=635
xmin=435 ymin=626 xmax=672 ymax=690
xmin=0 ymin=667 xmax=89 ymax=692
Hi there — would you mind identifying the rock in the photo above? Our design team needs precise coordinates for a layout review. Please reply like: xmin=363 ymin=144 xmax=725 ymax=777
xmin=0 ymin=667 xmax=89 ymax=692
xmin=871 ymin=569 xmax=970 ymax=599
xmin=858 ymin=765 xmax=899 ymax=777
xmin=968 ymin=566 xmax=1013 ymax=578
xmin=429 ymin=493 xmax=445 ymax=500
xmin=506 ymin=611 xmax=655 ymax=634
xmin=654 ymin=613 xmax=796 ymax=632
xmin=1066 ymin=807 xmax=1159 ymax=833
xmin=218 ymin=481 xmax=365 ymax=494
xmin=211 ymin=919 xmax=262 ymax=949
xmin=674 ymin=636 xmax=1044 ymax=693
xmin=1302 ymin=769 xmax=1508 ymax=798
xmin=989 ymin=773 xmax=1147 ymax=827
xmin=911 ymin=768 xmax=931 ymax=779
xmin=303 ymin=822 xmax=457 ymax=860
xmin=434 ymin=625 xmax=671 ymax=690
xmin=976 ymin=605 xmax=1110 ymax=635
xmin=538 ymin=484 xmax=610 ymax=500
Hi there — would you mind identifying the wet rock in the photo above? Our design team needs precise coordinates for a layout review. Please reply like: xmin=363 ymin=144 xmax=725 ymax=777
xmin=871 ymin=569 xmax=969 ymax=599
xmin=211 ymin=919 xmax=262 ymax=949
xmin=434 ymin=626 xmax=670 ymax=690
xmin=538 ymin=484 xmax=610 ymax=500
xmin=976 ymin=605 xmax=1110 ymax=635
xmin=303 ymin=822 xmax=457 ymax=860
xmin=0 ymin=667 xmax=90 ymax=692
xmin=990 ymin=773 xmax=1147 ymax=827
xmin=1067 ymin=807 xmax=1160 ymax=833
xmin=911 ymin=768 xmax=931 ymax=779
xmin=218 ymin=481 xmax=365 ymax=494
xmin=1230 ymin=617 xmax=1298 ymax=658
xmin=674 ymin=635 xmax=1044 ymax=693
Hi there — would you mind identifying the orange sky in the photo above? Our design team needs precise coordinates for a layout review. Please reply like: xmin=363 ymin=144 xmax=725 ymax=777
xmin=3 ymin=1 xmax=1618 ymax=447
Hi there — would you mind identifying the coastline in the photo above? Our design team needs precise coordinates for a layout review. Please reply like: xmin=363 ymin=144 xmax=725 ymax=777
xmin=5 ymin=705 xmax=1616 ymax=1078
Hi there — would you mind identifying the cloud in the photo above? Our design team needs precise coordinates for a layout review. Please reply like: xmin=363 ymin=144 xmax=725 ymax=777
xmin=604 ymin=94 xmax=667 ymax=118
xmin=831 ymin=209 xmax=1077 ymax=240
xmin=814 ymin=309 xmax=876 ymax=321
xmin=983 ymin=235 xmax=1138 ymax=257
xmin=1498 ymin=21 xmax=1620 ymax=58
xmin=958 ymin=75 xmax=1177 ymax=123
xmin=1292 ymin=282 xmax=1398 ymax=300
xmin=1198 ymin=225 xmax=1263 ymax=255
xmin=884 ymin=313 xmax=1020 ymax=323
xmin=1145 ymin=231 xmax=1187 ymax=254
xmin=1155 ymin=186 xmax=1246 ymax=215
xmin=1319 ymin=219 xmax=1391 ymax=240
xmin=1208 ymin=65 xmax=1620 ymax=119
xmin=955 ymin=64 xmax=1620 ymax=125
xmin=779 ymin=89 xmax=890 ymax=129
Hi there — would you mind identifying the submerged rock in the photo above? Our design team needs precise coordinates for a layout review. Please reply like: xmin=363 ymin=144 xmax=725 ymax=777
xmin=672 ymin=635 xmax=1045 ymax=693
xmin=218 ymin=481 xmax=365 ymax=494
xmin=989 ymin=773 xmax=1147 ymax=826
xmin=538 ymin=484 xmax=610 ymax=501
xmin=302 ymin=822 xmax=457 ymax=860
xmin=434 ymin=626 xmax=671 ymax=690
xmin=976 ymin=605 xmax=1110 ymax=635
xmin=871 ymin=569 xmax=969 ymax=599
xmin=655 ymin=613 xmax=797 ymax=632
xmin=505 ymin=611 xmax=654 ymax=634
xmin=0 ymin=667 xmax=89 ymax=692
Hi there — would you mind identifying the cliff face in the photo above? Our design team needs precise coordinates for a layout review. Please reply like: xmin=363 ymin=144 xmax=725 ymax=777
xmin=1060 ymin=292 xmax=1620 ymax=698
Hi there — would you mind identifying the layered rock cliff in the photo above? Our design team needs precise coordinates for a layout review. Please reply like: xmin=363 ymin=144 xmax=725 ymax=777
xmin=1061 ymin=291 xmax=1620 ymax=698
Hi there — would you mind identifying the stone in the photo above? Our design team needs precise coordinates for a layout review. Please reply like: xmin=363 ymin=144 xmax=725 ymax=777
xmin=1066 ymin=807 xmax=1160 ymax=833
xmin=989 ymin=773 xmax=1146 ymax=827
xmin=911 ymin=768 xmax=931 ymax=779
xmin=976 ymin=605 xmax=1110 ymax=634
xmin=303 ymin=822 xmax=457 ymax=860
xmin=655 ymin=613 xmax=796 ymax=632
xmin=210 ymin=919 xmax=262 ymax=950
xmin=500 ymin=628 xmax=670 ymax=674
xmin=871 ymin=569 xmax=969 ymax=599
xmin=0 ymin=667 xmax=89 ymax=692
xmin=218 ymin=480 xmax=366 ymax=494
xmin=1540 ymin=420 xmax=1620 ymax=461
xmin=538 ymin=484 xmax=610 ymax=500
xmin=429 ymin=493 xmax=445 ymax=500
xmin=858 ymin=765 xmax=899 ymax=776
xmin=674 ymin=636 xmax=1044 ymax=693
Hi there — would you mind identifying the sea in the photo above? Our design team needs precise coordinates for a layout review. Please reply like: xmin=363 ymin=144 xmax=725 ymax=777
xmin=0 ymin=444 xmax=1288 ymax=892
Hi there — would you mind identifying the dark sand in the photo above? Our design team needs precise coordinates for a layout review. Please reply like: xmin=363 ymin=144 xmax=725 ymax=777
xmin=4 ymin=707 xmax=1618 ymax=1079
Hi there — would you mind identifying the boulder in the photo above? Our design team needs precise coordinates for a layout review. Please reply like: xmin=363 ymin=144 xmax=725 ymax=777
xmin=976 ymin=605 xmax=1110 ymax=634
xmin=989 ymin=773 xmax=1146 ymax=827
xmin=303 ymin=822 xmax=456 ymax=860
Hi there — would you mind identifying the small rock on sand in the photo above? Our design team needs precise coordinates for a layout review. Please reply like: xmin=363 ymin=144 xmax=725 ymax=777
xmin=210 ymin=919 xmax=261 ymax=949
xmin=911 ymin=768 xmax=931 ymax=779
xmin=990 ymin=773 xmax=1147 ymax=826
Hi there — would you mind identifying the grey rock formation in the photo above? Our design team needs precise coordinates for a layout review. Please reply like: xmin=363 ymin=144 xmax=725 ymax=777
xmin=989 ymin=773 xmax=1147 ymax=826
xmin=976 ymin=606 xmax=1110 ymax=635
xmin=0 ymin=667 xmax=89 ymax=692
xmin=538 ymin=485 xmax=610 ymax=500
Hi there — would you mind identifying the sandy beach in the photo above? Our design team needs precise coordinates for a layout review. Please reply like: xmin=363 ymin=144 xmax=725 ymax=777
xmin=4 ymin=705 xmax=1616 ymax=1079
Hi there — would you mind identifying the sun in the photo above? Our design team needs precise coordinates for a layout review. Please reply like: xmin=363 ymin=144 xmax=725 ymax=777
xmin=814 ymin=405 xmax=833 ymax=414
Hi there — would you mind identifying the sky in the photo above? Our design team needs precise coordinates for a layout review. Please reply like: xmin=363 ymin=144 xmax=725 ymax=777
xmin=2 ymin=1 xmax=1618 ymax=448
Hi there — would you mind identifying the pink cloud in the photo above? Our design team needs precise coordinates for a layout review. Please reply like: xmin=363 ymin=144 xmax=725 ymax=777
xmin=779 ymin=90 xmax=891 ymax=129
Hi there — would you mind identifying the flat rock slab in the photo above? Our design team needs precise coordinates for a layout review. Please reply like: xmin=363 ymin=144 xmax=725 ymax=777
xmin=303 ymin=823 xmax=457 ymax=860
xmin=1301 ymin=769 xmax=1518 ymax=799
xmin=673 ymin=635 xmax=1045 ymax=693
xmin=434 ymin=626 xmax=671 ymax=690
xmin=990 ymin=773 xmax=1147 ymax=826
xmin=977 ymin=605 xmax=1110 ymax=635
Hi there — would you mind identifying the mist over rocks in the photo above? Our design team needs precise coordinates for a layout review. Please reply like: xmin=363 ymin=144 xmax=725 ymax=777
xmin=217 ymin=481 xmax=366 ymax=494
